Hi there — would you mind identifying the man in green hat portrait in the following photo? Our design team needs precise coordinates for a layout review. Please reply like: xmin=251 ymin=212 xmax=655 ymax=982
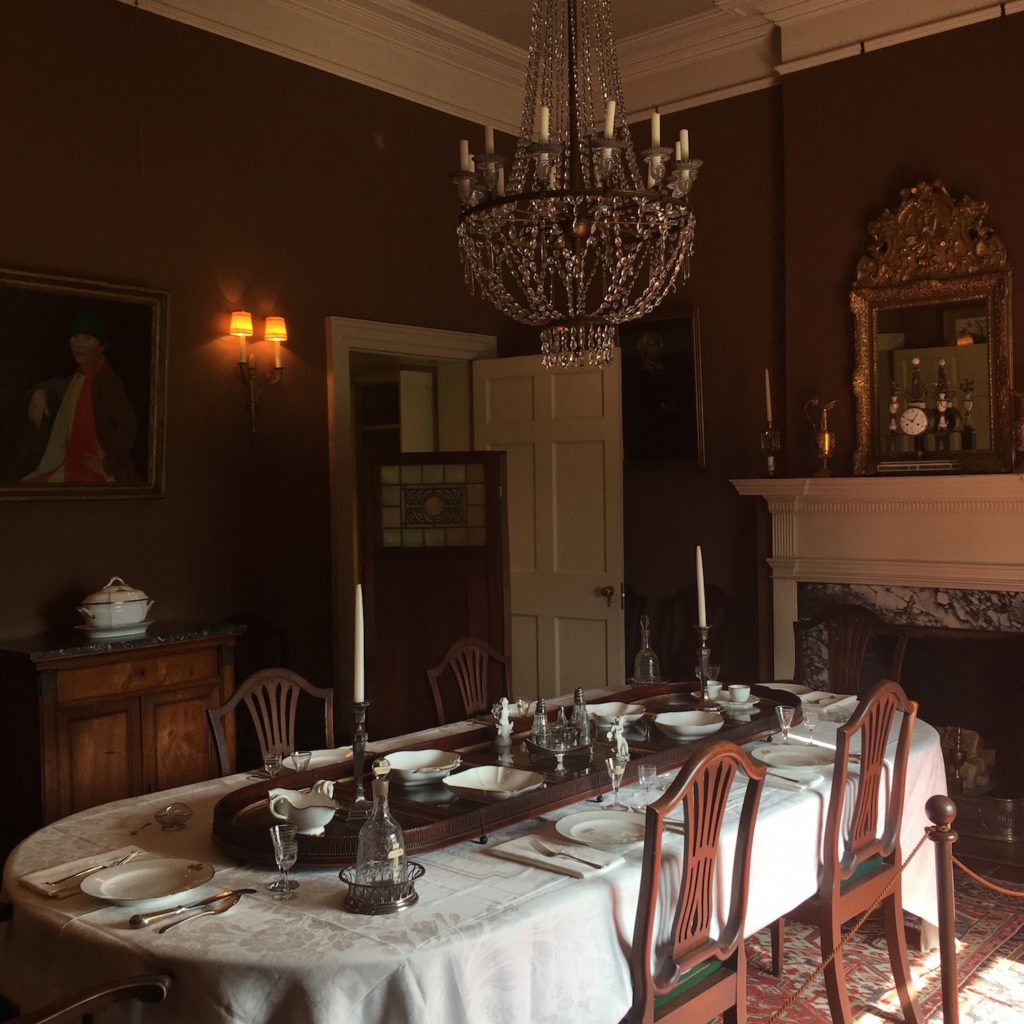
xmin=23 ymin=310 xmax=139 ymax=484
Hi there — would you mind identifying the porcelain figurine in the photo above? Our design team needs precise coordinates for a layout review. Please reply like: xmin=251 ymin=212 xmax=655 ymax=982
xmin=606 ymin=716 xmax=630 ymax=761
xmin=495 ymin=697 xmax=513 ymax=746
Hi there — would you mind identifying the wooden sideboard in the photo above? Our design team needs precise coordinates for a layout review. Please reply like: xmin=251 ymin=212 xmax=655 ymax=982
xmin=1 ymin=624 xmax=244 ymax=847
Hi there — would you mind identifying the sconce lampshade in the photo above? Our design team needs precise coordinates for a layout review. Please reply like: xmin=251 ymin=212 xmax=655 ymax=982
xmin=229 ymin=310 xmax=254 ymax=337
xmin=264 ymin=316 xmax=288 ymax=342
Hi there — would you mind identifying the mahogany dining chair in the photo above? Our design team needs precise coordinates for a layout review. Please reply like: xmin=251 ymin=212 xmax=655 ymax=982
xmin=621 ymin=740 xmax=767 ymax=1024
xmin=792 ymin=604 xmax=907 ymax=695
xmin=426 ymin=636 xmax=510 ymax=725
xmin=770 ymin=679 xmax=923 ymax=1024
xmin=10 ymin=973 xmax=171 ymax=1023
xmin=206 ymin=668 xmax=334 ymax=776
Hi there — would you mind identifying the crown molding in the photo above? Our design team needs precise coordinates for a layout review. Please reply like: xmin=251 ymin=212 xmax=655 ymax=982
xmin=121 ymin=0 xmax=1008 ymax=127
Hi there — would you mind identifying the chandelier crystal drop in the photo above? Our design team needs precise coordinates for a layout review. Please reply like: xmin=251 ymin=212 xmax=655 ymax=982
xmin=451 ymin=0 xmax=701 ymax=368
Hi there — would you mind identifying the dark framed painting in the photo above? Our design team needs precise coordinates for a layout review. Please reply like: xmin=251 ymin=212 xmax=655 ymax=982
xmin=0 ymin=268 xmax=167 ymax=499
xmin=619 ymin=311 xmax=705 ymax=464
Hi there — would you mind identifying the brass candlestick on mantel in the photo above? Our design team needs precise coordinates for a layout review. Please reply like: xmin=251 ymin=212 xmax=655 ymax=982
xmin=760 ymin=423 xmax=782 ymax=477
xmin=804 ymin=398 xmax=838 ymax=477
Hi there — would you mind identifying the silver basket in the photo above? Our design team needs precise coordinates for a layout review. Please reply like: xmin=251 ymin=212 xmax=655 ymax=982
xmin=339 ymin=861 xmax=425 ymax=915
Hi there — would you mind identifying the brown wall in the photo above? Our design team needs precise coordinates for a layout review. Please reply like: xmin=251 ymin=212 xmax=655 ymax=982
xmin=0 ymin=0 xmax=515 ymax=685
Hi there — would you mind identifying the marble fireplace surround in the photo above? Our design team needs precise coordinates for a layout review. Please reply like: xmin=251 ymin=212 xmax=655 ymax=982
xmin=732 ymin=475 xmax=1024 ymax=678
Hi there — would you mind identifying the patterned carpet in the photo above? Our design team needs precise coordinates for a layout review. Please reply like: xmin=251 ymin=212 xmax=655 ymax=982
xmin=743 ymin=870 xmax=1024 ymax=1023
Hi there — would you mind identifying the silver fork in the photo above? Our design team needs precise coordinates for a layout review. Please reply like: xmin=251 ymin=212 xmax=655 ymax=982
xmin=45 ymin=849 xmax=140 ymax=887
xmin=528 ymin=838 xmax=604 ymax=870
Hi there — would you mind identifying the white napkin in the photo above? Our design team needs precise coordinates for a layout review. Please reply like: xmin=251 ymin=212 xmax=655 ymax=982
xmin=802 ymin=690 xmax=844 ymax=706
xmin=19 ymin=845 xmax=144 ymax=899
xmin=306 ymin=747 xmax=353 ymax=770
xmin=488 ymin=835 xmax=623 ymax=878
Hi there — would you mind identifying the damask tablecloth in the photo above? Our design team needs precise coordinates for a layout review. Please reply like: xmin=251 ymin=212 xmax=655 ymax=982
xmin=0 ymin=719 xmax=945 ymax=1024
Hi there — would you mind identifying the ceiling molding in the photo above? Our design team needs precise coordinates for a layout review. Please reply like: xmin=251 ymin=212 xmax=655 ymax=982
xmin=122 ymin=0 xmax=1009 ymax=128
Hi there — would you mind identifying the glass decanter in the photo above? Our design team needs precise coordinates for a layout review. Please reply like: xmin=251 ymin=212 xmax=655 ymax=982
xmin=633 ymin=615 xmax=660 ymax=685
xmin=354 ymin=759 xmax=406 ymax=888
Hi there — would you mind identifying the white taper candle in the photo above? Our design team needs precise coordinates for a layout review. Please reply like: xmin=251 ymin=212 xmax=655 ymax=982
xmin=765 ymin=368 xmax=773 ymax=424
xmin=696 ymin=546 xmax=707 ymax=629
xmin=354 ymin=583 xmax=365 ymax=702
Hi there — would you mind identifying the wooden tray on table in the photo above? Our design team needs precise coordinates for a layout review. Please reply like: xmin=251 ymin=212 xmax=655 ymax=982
xmin=211 ymin=682 xmax=795 ymax=865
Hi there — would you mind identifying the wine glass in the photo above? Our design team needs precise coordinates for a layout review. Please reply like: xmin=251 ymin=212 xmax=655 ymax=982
xmin=269 ymin=823 xmax=298 ymax=900
xmin=288 ymin=750 xmax=312 ymax=773
xmin=803 ymin=707 xmax=820 ymax=738
xmin=637 ymin=764 xmax=657 ymax=805
xmin=776 ymin=705 xmax=795 ymax=744
xmin=605 ymin=756 xmax=628 ymax=810
xmin=263 ymin=752 xmax=283 ymax=780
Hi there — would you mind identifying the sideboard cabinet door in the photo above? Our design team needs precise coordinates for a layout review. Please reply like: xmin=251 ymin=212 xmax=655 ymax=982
xmin=140 ymin=680 xmax=223 ymax=792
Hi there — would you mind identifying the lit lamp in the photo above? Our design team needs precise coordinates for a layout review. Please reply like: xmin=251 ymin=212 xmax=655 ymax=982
xmin=231 ymin=310 xmax=286 ymax=434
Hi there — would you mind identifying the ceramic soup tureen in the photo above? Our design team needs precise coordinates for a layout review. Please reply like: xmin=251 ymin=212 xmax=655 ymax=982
xmin=77 ymin=576 xmax=155 ymax=630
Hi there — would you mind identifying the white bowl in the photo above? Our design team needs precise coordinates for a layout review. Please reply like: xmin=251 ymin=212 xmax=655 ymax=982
xmin=654 ymin=710 xmax=724 ymax=739
xmin=385 ymin=750 xmax=461 ymax=785
xmin=589 ymin=702 xmax=646 ymax=725
xmin=726 ymin=685 xmax=751 ymax=703
xmin=268 ymin=789 xmax=338 ymax=835
xmin=442 ymin=766 xmax=544 ymax=801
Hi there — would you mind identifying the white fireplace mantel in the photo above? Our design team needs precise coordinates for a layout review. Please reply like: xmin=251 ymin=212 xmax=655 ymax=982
xmin=732 ymin=475 xmax=1024 ymax=676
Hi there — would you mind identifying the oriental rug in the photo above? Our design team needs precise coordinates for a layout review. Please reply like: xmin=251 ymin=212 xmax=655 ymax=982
xmin=744 ymin=871 xmax=1024 ymax=1023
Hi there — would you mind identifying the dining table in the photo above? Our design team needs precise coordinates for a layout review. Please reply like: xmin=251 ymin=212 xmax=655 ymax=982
xmin=0 ymin=685 xmax=947 ymax=1024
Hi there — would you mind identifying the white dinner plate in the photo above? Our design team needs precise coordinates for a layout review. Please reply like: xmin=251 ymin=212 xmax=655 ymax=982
xmin=443 ymin=766 xmax=545 ymax=800
xmin=653 ymin=710 xmax=724 ymax=740
xmin=555 ymin=810 xmax=646 ymax=849
xmin=751 ymin=745 xmax=834 ymax=777
xmin=761 ymin=683 xmax=813 ymax=698
xmin=716 ymin=697 xmax=759 ymax=711
xmin=81 ymin=857 xmax=215 ymax=905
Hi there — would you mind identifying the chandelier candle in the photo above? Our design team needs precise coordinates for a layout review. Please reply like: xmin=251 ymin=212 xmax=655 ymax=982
xmin=449 ymin=0 xmax=702 ymax=369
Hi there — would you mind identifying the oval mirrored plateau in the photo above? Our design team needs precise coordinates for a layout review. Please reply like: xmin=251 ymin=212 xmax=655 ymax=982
xmin=653 ymin=711 xmax=724 ymax=739
xmin=588 ymin=702 xmax=646 ymax=725
xmin=555 ymin=810 xmax=645 ymax=849
xmin=751 ymin=745 xmax=834 ymax=777
xmin=81 ymin=857 xmax=215 ymax=906
xmin=761 ymin=683 xmax=813 ymax=698
xmin=385 ymin=749 xmax=462 ymax=785
xmin=442 ymin=766 xmax=545 ymax=801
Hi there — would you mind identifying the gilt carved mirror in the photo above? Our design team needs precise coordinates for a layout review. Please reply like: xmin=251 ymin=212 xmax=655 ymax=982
xmin=852 ymin=181 xmax=1013 ymax=474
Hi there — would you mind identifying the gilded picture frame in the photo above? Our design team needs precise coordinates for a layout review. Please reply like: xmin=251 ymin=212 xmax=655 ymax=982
xmin=0 ymin=268 xmax=167 ymax=499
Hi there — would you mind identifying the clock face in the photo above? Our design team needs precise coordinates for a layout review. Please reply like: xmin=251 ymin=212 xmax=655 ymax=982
xmin=899 ymin=406 xmax=929 ymax=436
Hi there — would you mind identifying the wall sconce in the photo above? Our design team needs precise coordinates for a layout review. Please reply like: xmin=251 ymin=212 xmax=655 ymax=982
xmin=230 ymin=310 xmax=286 ymax=434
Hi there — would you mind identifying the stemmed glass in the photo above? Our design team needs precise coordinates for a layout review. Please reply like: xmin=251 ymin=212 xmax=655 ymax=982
xmin=803 ymin=707 xmax=820 ymax=738
xmin=605 ymin=756 xmax=628 ymax=810
xmin=637 ymin=764 xmax=657 ymax=806
xmin=776 ymin=705 xmax=795 ymax=744
xmin=269 ymin=823 xmax=298 ymax=901
xmin=263 ymin=752 xmax=283 ymax=780
xmin=288 ymin=750 xmax=312 ymax=773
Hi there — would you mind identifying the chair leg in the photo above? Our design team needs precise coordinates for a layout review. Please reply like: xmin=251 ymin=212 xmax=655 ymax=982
xmin=723 ymin=944 xmax=747 ymax=1024
xmin=769 ymin=918 xmax=785 ymax=977
xmin=820 ymin=915 xmax=855 ymax=1024
xmin=882 ymin=891 xmax=924 ymax=1024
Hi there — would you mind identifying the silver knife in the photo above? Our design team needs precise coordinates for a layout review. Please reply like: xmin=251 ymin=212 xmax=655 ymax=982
xmin=158 ymin=891 xmax=246 ymax=934
xmin=129 ymin=888 xmax=257 ymax=929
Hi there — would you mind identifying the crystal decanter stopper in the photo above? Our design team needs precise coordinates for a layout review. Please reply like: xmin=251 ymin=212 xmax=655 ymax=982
xmin=354 ymin=759 xmax=406 ymax=887
xmin=633 ymin=615 xmax=660 ymax=685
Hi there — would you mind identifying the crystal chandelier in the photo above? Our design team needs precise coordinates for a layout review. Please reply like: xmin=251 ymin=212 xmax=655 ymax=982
xmin=451 ymin=0 xmax=701 ymax=368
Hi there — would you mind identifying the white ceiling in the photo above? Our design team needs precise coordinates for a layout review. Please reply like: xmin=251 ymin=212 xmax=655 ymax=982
xmin=124 ymin=1 xmax=1013 ymax=131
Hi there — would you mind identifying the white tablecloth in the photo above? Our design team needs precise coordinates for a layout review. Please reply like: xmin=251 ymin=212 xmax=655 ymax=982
xmin=0 ymin=719 xmax=946 ymax=1024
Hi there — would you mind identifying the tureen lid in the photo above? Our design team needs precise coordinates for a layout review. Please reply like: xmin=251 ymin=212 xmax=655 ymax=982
xmin=81 ymin=576 xmax=149 ymax=605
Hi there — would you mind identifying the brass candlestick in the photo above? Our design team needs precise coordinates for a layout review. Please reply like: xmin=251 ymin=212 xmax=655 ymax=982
xmin=695 ymin=624 xmax=714 ymax=704
xmin=346 ymin=700 xmax=372 ymax=822
xmin=804 ymin=398 xmax=838 ymax=477
xmin=760 ymin=422 xmax=782 ymax=477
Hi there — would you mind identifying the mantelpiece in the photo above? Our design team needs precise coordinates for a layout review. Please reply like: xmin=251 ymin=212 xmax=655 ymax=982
xmin=732 ymin=475 xmax=1024 ymax=676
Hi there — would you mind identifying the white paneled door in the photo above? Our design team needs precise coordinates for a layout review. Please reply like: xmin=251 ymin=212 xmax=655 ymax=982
xmin=473 ymin=353 xmax=624 ymax=698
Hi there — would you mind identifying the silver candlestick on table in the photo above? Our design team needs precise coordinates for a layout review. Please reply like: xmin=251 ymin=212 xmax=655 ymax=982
xmin=346 ymin=701 xmax=372 ymax=822
xmin=695 ymin=624 xmax=714 ymax=704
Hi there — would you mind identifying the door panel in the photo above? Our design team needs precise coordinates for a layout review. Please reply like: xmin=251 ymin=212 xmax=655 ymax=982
xmin=474 ymin=353 xmax=623 ymax=699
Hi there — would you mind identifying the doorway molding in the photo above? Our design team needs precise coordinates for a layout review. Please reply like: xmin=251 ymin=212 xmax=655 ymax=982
xmin=325 ymin=316 xmax=497 ymax=698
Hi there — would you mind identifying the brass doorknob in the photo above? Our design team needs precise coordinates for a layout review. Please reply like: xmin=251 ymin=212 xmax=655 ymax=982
xmin=600 ymin=585 xmax=617 ymax=607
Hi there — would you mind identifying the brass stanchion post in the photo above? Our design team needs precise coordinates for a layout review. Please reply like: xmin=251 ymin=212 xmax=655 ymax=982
xmin=926 ymin=794 xmax=959 ymax=1024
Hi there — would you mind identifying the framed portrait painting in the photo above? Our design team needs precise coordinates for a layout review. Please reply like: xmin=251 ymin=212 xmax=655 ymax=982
xmin=0 ymin=268 xmax=167 ymax=499
xmin=619 ymin=311 xmax=705 ymax=465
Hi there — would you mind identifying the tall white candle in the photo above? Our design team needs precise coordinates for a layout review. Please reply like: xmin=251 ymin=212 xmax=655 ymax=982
xmin=674 ymin=141 xmax=682 ymax=161
xmin=764 ymin=368 xmax=773 ymax=424
xmin=484 ymin=125 xmax=494 ymax=154
xmin=459 ymin=139 xmax=470 ymax=172
xmin=604 ymin=99 xmax=616 ymax=139
xmin=696 ymin=546 xmax=707 ymax=628
xmin=354 ymin=584 xmax=365 ymax=702
xmin=679 ymin=128 xmax=689 ymax=161
xmin=539 ymin=105 xmax=550 ymax=143
xmin=650 ymin=109 xmax=661 ymax=148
